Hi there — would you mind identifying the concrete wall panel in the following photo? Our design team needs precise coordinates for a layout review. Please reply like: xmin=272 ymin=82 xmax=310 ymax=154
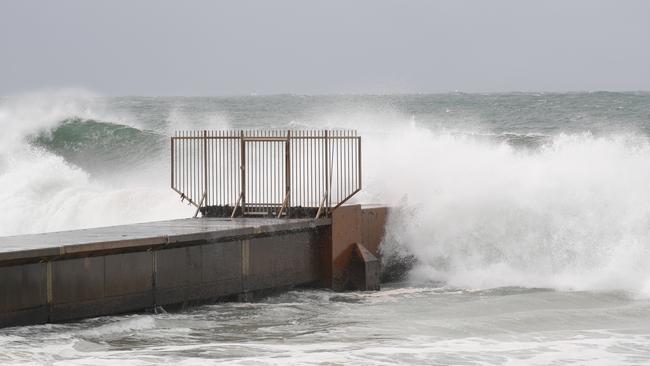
xmin=0 ymin=263 xmax=47 ymax=313
xmin=105 ymin=252 xmax=153 ymax=297
xmin=52 ymin=257 xmax=105 ymax=305
xmin=155 ymin=246 xmax=202 ymax=289
xmin=202 ymin=241 xmax=242 ymax=283
xmin=248 ymin=232 xmax=319 ymax=290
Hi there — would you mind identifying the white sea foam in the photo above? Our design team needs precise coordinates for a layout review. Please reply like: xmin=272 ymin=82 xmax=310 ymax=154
xmin=78 ymin=316 xmax=157 ymax=338
xmin=350 ymin=118 xmax=650 ymax=297
xmin=0 ymin=90 xmax=192 ymax=235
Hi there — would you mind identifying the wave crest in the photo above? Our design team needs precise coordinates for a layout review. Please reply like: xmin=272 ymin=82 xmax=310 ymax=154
xmin=369 ymin=125 xmax=650 ymax=296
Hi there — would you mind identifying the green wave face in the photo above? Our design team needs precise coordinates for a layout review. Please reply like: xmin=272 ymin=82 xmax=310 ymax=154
xmin=30 ymin=118 xmax=166 ymax=172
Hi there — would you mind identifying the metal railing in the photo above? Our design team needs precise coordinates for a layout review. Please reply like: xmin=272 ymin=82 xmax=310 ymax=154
xmin=171 ymin=130 xmax=361 ymax=218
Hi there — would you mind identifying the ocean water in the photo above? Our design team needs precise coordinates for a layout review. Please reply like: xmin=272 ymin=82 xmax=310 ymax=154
xmin=2 ymin=90 xmax=650 ymax=364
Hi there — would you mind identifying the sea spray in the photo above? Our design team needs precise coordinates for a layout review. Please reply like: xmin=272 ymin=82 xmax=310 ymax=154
xmin=0 ymin=90 xmax=192 ymax=235
xmin=364 ymin=123 xmax=650 ymax=296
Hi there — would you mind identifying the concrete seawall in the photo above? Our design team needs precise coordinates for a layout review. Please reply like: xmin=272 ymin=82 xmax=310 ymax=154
xmin=0 ymin=205 xmax=387 ymax=328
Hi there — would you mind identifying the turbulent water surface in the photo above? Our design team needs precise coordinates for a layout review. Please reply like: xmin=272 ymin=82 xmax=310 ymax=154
xmin=2 ymin=90 xmax=650 ymax=364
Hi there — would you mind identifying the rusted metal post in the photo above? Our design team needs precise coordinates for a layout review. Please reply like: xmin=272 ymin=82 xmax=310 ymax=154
xmin=171 ymin=135 xmax=174 ymax=189
xmin=203 ymin=130 xmax=208 ymax=208
xmin=240 ymin=130 xmax=246 ymax=217
xmin=323 ymin=130 xmax=329 ymax=215
xmin=358 ymin=136 xmax=362 ymax=194
xmin=285 ymin=130 xmax=291 ymax=218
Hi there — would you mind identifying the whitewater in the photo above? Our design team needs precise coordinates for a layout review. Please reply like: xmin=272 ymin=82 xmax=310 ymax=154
xmin=2 ymin=90 xmax=650 ymax=364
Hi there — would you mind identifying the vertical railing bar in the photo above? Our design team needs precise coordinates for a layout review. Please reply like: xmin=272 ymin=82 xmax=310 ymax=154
xmin=271 ymin=133 xmax=274 ymax=213
xmin=261 ymin=132 xmax=264 ymax=213
xmin=343 ymin=131 xmax=346 ymax=203
xmin=338 ymin=131 xmax=342 ymax=204
xmin=208 ymin=131 xmax=211 ymax=206
xmin=270 ymin=135 xmax=274 ymax=211
xmin=306 ymin=130 xmax=309 ymax=207
xmin=352 ymin=131 xmax=356 ymax=192
xmin=293 ymin=131 xmax=296 ymax=208
xmin=189 ymin=131 xmax=192 ymax=203
xmin=188 ymin=130 xmax=190 ymax=202
xmin=206 ymin=131 xmax=210 ymax=207
xmin=221 ymin=132 xmax=224 ymax=207
xmin=311 ymin=130 xmax=315 ymax=207
xmin=351 ymin=131 xmax=354 ymax=196
xmin=212 ymin=130 xmax=223 ymax=206
xmin=332 ymin=131 xmax=335 ymax=210
xmin=192 ymin=131 xmax=201 ymax=203
xmin=348 ymin=130 xmax=354 ymax=197
xmin=291 ymin=131 xmax=295 ymax=210
xmin=215 ymin=131 xmax=218 ymax=206
xmin=250 ymin=138 xmax=253 ymax=213
xmin=274 ymin=140 xmax=277 ymax=213
xmin=276 ymin=138 xmax=279 ymax=210
xmin=215 ymin=131 xmax=219 ymax=207
xmin=302 ymin=130 xmax=305 ymax=207
xmin=231 ymin=131 xmax=234 ymax=206
xmin=278 ymin=138 xmax=281 ymax=210
xmin=248 ymin=134 xmax=251 ymax=212
xmin=345 ymin=131 xmax=349 ymax=198
xmin=228 ymin=131 xmax=232 ymax=207
xmin=285 ymin=130 xmax=291 ymax=218
xmin=323 ymin=130 xmax=328 ymax=215
xmin=258 ymin=135 xmax=260 ymax=213
xmin=256 ymin=138 xmax=259 ymax=213
xmin=358 ymin=135 xmax=362 ymax=196
xmin=193 ymin=130 xmax=197 ymax=204
xmin=203 ymin=130 xmax=208 ymax=211
xmin=181 ymin=131 xmax=184 ymax=200
xmin=195 ymin=130 xmax=199 ymax=205
xmin=346 ymin=130 xmax=350 ymax=201
xmin=256 ymin=139 xmax=260 ymax=212
xmin=306 ymin=130 xmax=310 ymax=207
xmin=257 ymin=137 xmax=261 ymax=212
xmin=341 ymin=131 xmax=345 ymax=204
xmin=225 ymin=132 xmax=228 ymax=207
xmin=314 ymin=130 xmax=323 ymax=212
xmin=265 ymin=130 xmax=269 ymax=214
xmin=252 ymin=131 xmax=254 ymax=213
xmin=267 ymin=131 xmax=270 ymax=214
xmin=186 ymin=130 xmax=188 ymax=200
xmin=333 ymin=130 xmax=336 ymax=205
xmin=314 ymin=131 xmax=318 ymax=207
xmin=214 ymin=131 xmax=217 ymax=206
xmin=251 ymin=131 xmax=254 ymax=213
xmin=240 ymin=130 xmax=245 ymax=216
xmin=299 ymin=130 xmax=303 ymax=208
xmin=343 ymin=130 xmax=347 ymax=202
xmin=262 ymin=130 xmax=271 ymax=215
xmin=185 ymin=131 xmax=187 ymax=199
xmin=171 ymin=135 xmax=175 ymax=190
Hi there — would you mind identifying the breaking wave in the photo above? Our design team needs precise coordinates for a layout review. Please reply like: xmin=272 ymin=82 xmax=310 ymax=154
xmin=0 ymin=90 xmax=192 ymax=236
xmin=365 ymin=123 xmax=650 ymax=297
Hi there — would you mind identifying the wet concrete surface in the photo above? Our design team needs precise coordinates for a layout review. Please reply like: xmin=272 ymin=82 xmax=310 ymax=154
xmin=0 ymin=217 xmax=331 ymax=262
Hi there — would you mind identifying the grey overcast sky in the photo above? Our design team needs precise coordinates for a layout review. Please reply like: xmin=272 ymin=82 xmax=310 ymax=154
xmin=1 ymin=0 xmax=649 ymax=96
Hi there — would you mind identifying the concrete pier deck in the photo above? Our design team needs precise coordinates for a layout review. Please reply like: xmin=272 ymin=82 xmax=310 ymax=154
xmin=0 ymin=217 xmax=330 ymax=264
